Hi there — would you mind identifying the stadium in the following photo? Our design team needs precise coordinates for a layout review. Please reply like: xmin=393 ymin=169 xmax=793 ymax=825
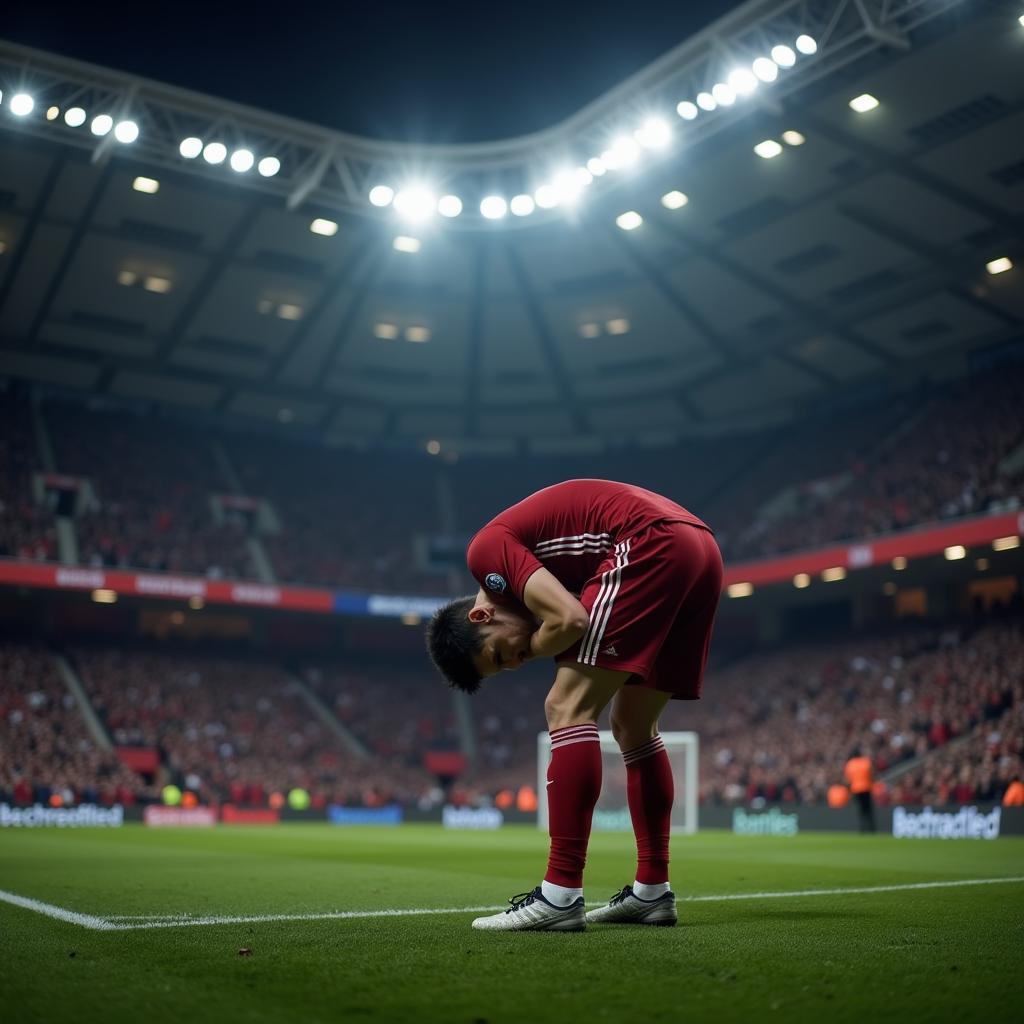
xmin=1 ymin=0 xmax=1022 ymax=1020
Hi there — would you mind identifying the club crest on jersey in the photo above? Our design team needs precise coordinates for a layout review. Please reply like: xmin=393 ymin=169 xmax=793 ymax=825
xmin=485 ymin=573 xmax=507 ymax=593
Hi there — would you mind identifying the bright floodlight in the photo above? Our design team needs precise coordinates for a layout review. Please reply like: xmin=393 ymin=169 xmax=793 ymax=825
xmin=534 ymin=184 xmax=559 ymax=209
xmin=1019 ymin=13 xmax=1024 ymax=26
xmin=586 ymin=156 xmax=607 ymax=176
xmin=552 ymin=170 xmax=583 ymax=204
xmin=46 ymin=106 xmax=60 ymax=121
xmin=257 ymin=156 xmax=280 ymax=177
xmin=754 ymin=139 xmax=784 ymax=159
xmin=696 ymin=91 xmax=717 ymax=111
xmin=850 ymin=93 xmax=879 ymax=113
xmin=606 ymin=317 xmax=630 ymax=335
xmin=202 ymin=141 xmax=227 ymax=164
xmin=438 ymin=194 xmax=463 ymax=218
xmin=393 ymin=234 xmax=421 ymax=252
xmin=229 ymin=148 xmax=254 ymax=172
xmin=795 ymin=34 xmax=818 ymax=54
xmin=676 ymin=100 xmax=698 ymax=120
xmin=661 ymin=190 xmax=688 ymax=210
xmin=114 ymin=120 xmax=139 ymax=143
xmin=752 ymin=57 xmax=778 ymax=83
xmin=393 ymin=186 xmax=436 ymax=222
xmin=179 ymin=136 xmax=203 ymax=159
xmin=310 ymin=218 xmax=338 ymax=236
xmin=616 ymin=211 xmax=642 ymax=231
xmin=711 ymin=83 xmax=736 ymax=106
xmin=368 ymin=185 xmax=394 ymax=207
xmin=781 ymin=130 xmax=806 ymax=146
xmin=604 ymin=135 xmax=640 ymax=170
xmin=578 ymin=323 xmax=601 ymax=339
xmin=91 ymin=114 xmax=113 ymax=136
xmin=510 ymin=194 xmax=535 ymax=217
xmin=635 ymin=117 xmax=672 ymax=149
xmin=575 ymin=166 xmax=594 ymax=188
xmin=727 ymin=68 xmax=758 ymax=96
xmin=771 ymin=44 xmax=796 ymax=67
xmin=986 ymin=256 xmax=1013 ymax=275
xmin=480 ymin=195 xmax=508 ymax=219
xmin=64 ymin=107 xmax=87 ymax=127
xmin=132 ymin=176 xmax=159 ymax=194
xmin=405 ymin=326 xmax=431 ymax=342
xmin=10 ymin=93 xmax=34 ymax=117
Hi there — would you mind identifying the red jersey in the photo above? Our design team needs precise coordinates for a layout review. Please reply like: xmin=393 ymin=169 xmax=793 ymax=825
xmin=466 ymin=479 xmax=710 ymax=602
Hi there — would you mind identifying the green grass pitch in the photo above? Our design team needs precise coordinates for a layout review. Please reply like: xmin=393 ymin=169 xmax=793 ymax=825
xmin=1 ymin=825 xmax=1022 ymax=1023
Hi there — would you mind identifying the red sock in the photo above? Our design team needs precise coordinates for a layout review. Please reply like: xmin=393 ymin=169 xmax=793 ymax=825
xmin=544 ymin=723 xmax=602 ymax=888
xmin=624 ymin=736 xmax=674 ymax=884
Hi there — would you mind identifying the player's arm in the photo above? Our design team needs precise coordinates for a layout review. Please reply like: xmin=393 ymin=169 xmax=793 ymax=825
xmin=522 ymin=567 xmax=590 ymax=658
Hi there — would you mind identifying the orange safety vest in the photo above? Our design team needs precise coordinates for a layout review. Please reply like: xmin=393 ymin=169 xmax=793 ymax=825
xmin=844 ymin=756 xmax=873 ymax=794
xmin=1003 ymin=781 xmax=1024 ymax=807
xmin=827 ymin=784 xmax=850 ymax=808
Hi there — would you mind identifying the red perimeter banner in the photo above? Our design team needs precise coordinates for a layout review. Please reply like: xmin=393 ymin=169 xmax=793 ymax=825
xmin=721 ymin=510 xmax=1024 ymax=587
xmin=0 ymin=561 xmax=335 ymax=613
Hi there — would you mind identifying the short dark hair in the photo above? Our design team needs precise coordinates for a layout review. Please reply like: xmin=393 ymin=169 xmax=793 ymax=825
xmin=426 ymin=596 xmax=486 ymax=694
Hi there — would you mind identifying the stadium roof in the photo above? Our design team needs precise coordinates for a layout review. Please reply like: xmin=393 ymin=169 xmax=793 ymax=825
xmin=0 ymin=0 xmax=1022 ymax=453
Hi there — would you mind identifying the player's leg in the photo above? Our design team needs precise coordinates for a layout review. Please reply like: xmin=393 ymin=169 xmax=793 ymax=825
xmin=471 ymin=663 xmax=626 ymax=932
xmin=585 ymin=685 xmax=679 ymax=926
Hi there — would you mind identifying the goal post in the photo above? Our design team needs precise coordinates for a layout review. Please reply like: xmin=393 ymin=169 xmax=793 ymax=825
xmin=536 ymin=731 xmax=699 ymax=834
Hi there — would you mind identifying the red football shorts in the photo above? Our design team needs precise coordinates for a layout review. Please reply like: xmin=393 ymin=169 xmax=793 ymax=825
xmin=555 ymin=521 xmax=723 ymax=699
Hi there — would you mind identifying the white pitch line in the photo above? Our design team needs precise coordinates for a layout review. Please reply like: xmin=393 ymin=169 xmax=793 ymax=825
xmin=2 ymin=876 xmax=1022 ymax=932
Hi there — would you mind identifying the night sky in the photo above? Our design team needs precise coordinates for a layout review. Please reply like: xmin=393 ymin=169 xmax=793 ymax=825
xmin=5 ymin=1 xmax=735 ymax=143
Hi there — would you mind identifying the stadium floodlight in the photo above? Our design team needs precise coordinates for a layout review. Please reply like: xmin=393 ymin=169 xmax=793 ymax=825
xmin=425 ymin=440 xmax=441 ymax=456
xmin=795 ymin=34 xmax=818 ymax=54
xmin=534 ymin=184 xmax=559 ymax=209
xmin=793 ymin=573 xmax=811 ymax=588
xmin=277 ymin=303 xmax=302 ymax=320
xmin=143 ymin=276 xmax=172 ymax=293
xmin=202 ymin=141 xmax=227 ymax=164
xmin=849 ymin=93 xmax=879 ymax=113
xmin=676 ymin=100 xmax=699 ymax=120
xmin=661 ymin=190 xmax=688 ymax=210
xmin=727 ymin=68 xmax=758 ymax=96
xmin=634 ymin=117 xmax=672 ymax=149
xmin=91 ymin=114 xmax=113 ymax=136
xmin=374 ymin=323 xmax=399 ymax=340
xmin=257 ymin=156 xmax=280 ymax=177
xmin=727 ymin=582 xmax=753 ymax=598
xmin=1019 ymin=13 xmax=1024 ymax=27
xmin=91 ymin=589 xmax=118 ymax=604
xmin=605 ymin=135 xmax=640 ymax=169
xmin=575 ymin=166 xmax=594 ymax=188
xmin=46 ymin=106 xmax=60 ymax=121
xmin=551 ymin=169 xmax=584 ymax=204
xmin=114 ymin=120 xmax=139 ymax=143
xmin=781 ymin=129 xmax=806 ymax=146
xmin=179 ymin=136 xmax=203 ymax=158
xmin=771 ymin=44 xmax=796 ymax=67
xmin=229 ymin=148 xmax=254 ymax=172
xmin=586 ymin=156 xmax=607 ymax=176
xmin=821 ymin=566 xmax=846 ymax=582
xmin=437 ymin=194 xmax=463 ymax=218
xmin=754 ymin=139 xmax=783 ymax=159
xmin=393 ymin=235 xmax=421 ymax=253
xmin=368 ymin=184 xmax=394 ymax=207
xmin=711 ymin=83 xmax=736 ymax=106
xmin=752 ymin=57 xmax=778 ymax=82
xmin=696 ymin=91 xmax=717 ymax=111
xmin=132 ymin=176 xmax=159 ymax=194
xmin=117 ymin=270 xmax=138 ymax=286
xmin=944 ymin=545 xmax=967 ymax=561
xmin=605 ymin=317 xmax=630 ymax=335
xmin=393 ymin=186 xmax=436 ymax=222
xmin=986 ymin=256 xmax=1013 ymax=275
xmin=578 ymin=323 xmax=601 ymax=338
xmin=10 ymin=93 xmax=34 ymax=117
xmin=616 ymin=211 xmax=642 ymax=231
xmin=405 ymin=325 xmax=431 ymax=342
xmin=310 ymin=218 xmax=338 ymax=236
xmin=510 ymin=193 xmax=535 ymax=217
xmin=64 ymin=107 xmax=87 ymax=127
xmin=892 ymin=556 xmax=908 ymax=570
xmin=993 ymin=535 xmax=1020 ymax=551
xmin=480 ymin=195 xmax=508 ymax=219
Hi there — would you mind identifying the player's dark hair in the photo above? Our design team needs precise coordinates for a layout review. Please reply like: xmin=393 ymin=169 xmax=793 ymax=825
xmin=426 ymin=596 xmax=485 ymax=695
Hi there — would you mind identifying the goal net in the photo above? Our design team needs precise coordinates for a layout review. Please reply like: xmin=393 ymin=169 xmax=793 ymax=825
xmin=536 ymin=731 xmax=699 ymax=834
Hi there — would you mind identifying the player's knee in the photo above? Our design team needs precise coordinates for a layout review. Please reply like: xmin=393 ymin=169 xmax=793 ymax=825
xmin=609 ymin=704 xmax=658 ymax=751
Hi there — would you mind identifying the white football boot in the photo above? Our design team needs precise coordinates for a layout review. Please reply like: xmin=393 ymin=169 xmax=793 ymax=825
xmin=585 ymin=884 xmax=677 ymax=926
xmin=471 ymin=887 xmax=587 ymax=932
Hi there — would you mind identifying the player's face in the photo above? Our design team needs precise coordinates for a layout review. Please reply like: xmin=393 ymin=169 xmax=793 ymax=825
xmin=470 ymin=605 xmax=536 ymax=679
